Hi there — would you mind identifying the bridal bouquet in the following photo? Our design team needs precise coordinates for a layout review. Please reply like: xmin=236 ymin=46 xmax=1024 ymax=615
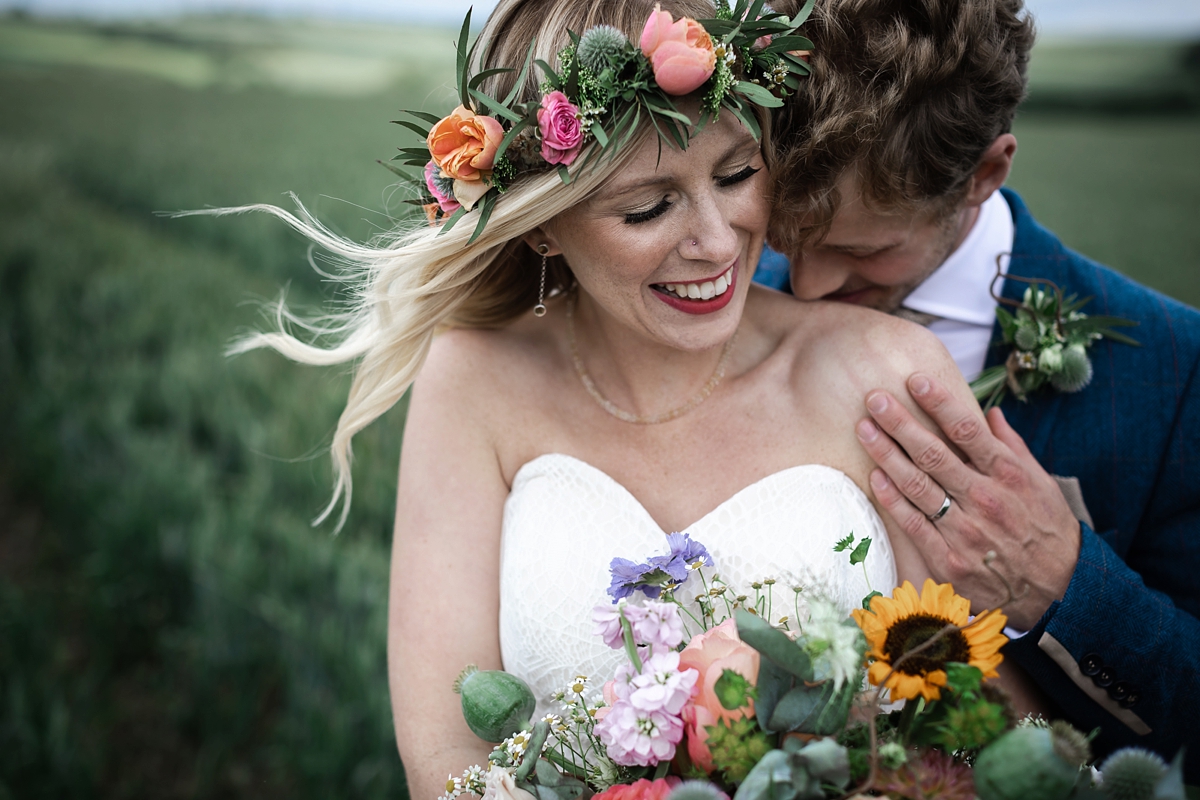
xmin=441 ymin=534 xmax=1190 ymax=800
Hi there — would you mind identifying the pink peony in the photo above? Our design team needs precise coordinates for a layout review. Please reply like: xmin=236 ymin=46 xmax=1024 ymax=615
xmin=677 ymin=619 xmax=760 ymax=773
xmin=593 ymin=778 xmax=681 ymax=800
xmin=537 ymin=91 xmax=584 ymax=166
xmin=423 ymin=160 xmax=460 ymax=214
xmin=639 ymin=5 xmax=716 ymax=95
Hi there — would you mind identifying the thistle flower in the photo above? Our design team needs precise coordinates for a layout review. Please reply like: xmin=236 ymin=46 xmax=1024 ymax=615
xmin=1051 ymin=344 xmax=1093 ymax=393
xmin=1014 ymin=323 xmax=1039 ymax=351
xmin=1099 ymin=748 xmax=1168 ymax=800
xmin=577 ymin=25 xmax=629 ymax=73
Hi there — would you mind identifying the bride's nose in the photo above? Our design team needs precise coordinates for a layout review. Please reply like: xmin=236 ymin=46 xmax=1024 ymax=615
xmin=678 ymin=192 xmax=740 ymax=265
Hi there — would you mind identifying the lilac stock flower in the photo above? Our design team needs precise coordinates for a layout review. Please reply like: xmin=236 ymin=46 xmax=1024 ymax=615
xmin=594 ymin=698 xmax=685 ymax=767
xmin=633 ymin=601 xmax=684 ymax=653
xmin=628 ymin=651 xmax=697 ymax=715
xmin=592 ymin=603 xmax=651 ymax=651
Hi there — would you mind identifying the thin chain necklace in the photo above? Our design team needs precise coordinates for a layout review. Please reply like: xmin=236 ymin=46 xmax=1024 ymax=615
xmin=565 ymin=293 xmax=738 ymax=425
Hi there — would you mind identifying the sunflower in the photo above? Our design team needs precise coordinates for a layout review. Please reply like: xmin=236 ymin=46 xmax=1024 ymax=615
xmin=851 ymin=579 xmax=1007 ymax=702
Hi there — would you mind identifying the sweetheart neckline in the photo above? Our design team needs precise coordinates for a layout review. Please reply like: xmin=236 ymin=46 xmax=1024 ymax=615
xmin=510 ymin=453 xmax=874 ymax=535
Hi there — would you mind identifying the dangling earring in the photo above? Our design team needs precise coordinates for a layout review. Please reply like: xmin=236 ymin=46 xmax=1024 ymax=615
xmin=534 ymin=243 xmax=549 ymax=317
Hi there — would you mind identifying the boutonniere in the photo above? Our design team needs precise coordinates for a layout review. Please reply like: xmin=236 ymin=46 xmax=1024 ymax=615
xmin=970 ymin=271 xmax=1139 ymax=410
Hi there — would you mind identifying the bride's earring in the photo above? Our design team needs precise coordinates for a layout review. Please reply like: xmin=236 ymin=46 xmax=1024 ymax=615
xmin=534 ymin=243 xmax=549 ymax=317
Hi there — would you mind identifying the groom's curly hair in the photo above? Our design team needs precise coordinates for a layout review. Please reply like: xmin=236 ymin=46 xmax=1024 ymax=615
xmin=769 ymin=0 xmax=1035 ymax=245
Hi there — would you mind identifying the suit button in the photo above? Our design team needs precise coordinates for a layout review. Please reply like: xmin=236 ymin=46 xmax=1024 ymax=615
xmin=1094 ymin=667 xmax=1116 ymax=688
xmin=1109 ymin=682 xmax=1132 ymax=702
xmin=1120 ymin=691 xmax=1140 ymax=709
xmin=1080 ymin=653 xmax=1103 ymax=676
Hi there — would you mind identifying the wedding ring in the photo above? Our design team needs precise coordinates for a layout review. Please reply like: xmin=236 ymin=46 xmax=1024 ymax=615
xmin=928 ymin=493 xmax=952 ymax=522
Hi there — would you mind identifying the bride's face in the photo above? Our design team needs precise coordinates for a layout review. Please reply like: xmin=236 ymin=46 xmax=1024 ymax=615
xmin=542 ymin=112 xmax=770 ymax=352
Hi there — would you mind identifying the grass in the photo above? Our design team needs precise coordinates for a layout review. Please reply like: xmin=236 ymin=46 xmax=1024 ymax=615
xmin=0 ymin=13 xmax=1198 ymax=799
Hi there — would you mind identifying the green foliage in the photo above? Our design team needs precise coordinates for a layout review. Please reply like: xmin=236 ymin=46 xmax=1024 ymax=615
xmin=0 ymin=29 xmax=424 ymax=799
xmin=706 ymin=716 xmax=773 ymax=783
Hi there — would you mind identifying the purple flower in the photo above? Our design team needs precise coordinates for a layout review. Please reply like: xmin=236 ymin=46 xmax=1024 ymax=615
xmin=423 ymin=160 xmax=461 ymax=214
xmin=607 ymin=534 xmax=712 ymax=602
xmin=607 ymin=558 xmax=662 ymax=601
xmin=648 ymin=533 xmax=713 ymax=582
xmin=633 ymin=601 xmax=684 ymax=653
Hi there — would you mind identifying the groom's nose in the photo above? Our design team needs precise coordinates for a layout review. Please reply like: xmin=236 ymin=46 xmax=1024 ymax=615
xmin=788 ymin=249 xmax=855 ymax=301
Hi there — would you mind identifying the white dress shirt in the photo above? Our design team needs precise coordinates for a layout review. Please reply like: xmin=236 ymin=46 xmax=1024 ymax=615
xmin=901 ymin=190 xmax=1014 ymax=381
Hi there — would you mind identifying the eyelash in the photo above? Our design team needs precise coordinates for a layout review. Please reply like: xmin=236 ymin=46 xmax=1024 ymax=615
xmin=622 ymin=165 xmax=761 ymax=225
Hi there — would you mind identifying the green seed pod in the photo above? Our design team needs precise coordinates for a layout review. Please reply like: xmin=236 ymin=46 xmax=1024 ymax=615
xmin=1014 ymin=324 xmax=1039 ymax=351
xmin=974 ymin=727 xmax=1079 ymax=800
xmin=1099 ymin=748 xmax=1168 ymax=800
xmin=1051 ymin=345 xmax=1093 ymax=393
xmin=454 ymin=666 xmax=537 ymax=743
xmin=576 ymin=25 xmax=628 ymax=74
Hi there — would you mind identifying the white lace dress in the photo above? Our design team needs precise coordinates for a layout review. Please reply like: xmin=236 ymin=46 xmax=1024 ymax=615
xmin=498 ymin=453 xmax=897 ymax=713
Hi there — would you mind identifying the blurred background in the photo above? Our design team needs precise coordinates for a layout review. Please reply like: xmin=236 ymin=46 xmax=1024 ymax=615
xmin=0 ymin=0 xmax=1198 ymax=797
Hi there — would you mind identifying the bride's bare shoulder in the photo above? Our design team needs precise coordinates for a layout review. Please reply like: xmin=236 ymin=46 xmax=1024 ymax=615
xmin=415 ymin=311 xmax=564 ymax=418
xmin=752 ymin=287 xmax=960 ymax=393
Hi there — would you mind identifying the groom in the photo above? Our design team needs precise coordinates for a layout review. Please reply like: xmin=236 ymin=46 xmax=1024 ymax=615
xmin=761 ymin=0 xmax=1200 ymax=778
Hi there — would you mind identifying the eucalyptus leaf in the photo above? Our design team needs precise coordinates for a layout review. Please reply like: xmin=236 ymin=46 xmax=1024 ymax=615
xmin=736 ymin=609 xmax=813 ymax=682
xmin=469 ymin=67 xmax=516 ymax=92
xmin=376 ymin=160 xmax=412 ymax=180
xmin=467 ymin=193 xmax=497 ymax=245
xmin=502 ymin=39 xmax=539 ymax=108
xmin=731 ymin=750 xmax=793 ymax=800
xmin=406 ymin=110 xmax=445 ymax=126
xmin=791 ymin=738 xmax=850 ymax=789
xmin=733 ymin=81 xmax=784 ymax=108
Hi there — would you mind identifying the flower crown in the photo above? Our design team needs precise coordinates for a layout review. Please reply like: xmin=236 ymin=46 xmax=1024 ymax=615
xmin=383 ymin=0 xmax=816 ymax=243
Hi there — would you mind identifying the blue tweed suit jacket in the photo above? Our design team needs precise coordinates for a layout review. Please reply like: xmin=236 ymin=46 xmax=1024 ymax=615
xmin=992 ymin=189 xmax=1200 ymax=777
xmin=756 ymin=189 xmax=1200 ymax=777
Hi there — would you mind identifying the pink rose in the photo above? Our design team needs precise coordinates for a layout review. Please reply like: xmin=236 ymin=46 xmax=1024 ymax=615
xmin=639 ymin=5 xmax=716 ymax=95
xmin=423 ymin=160 xmax=461 ymax=214
xmin=537 ymin=91 xmax=584 ymax=166
xmin=593 ymin=778 xmax=681 ymax=800
xmin=677 ymin=619 xmax=760 ymax=773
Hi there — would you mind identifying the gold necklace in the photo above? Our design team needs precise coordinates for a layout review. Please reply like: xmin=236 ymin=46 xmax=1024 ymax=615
xmin=565 ymin=293 xmax=738 ymax=425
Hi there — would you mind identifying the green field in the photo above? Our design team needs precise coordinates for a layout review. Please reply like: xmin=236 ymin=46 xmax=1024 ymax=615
xmin=1 ymin=14 xmax=1198 ymax=800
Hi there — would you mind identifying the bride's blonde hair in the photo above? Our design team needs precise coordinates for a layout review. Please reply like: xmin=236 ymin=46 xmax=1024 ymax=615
xmin=192 ymin=0 xmax=725 ymax=529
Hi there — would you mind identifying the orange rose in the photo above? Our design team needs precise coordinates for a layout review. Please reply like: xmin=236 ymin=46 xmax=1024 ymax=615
xmin=677 ymin=619 xmax=759 ymax=773
xmin=426 ymin=105 xmax=504 ymax=183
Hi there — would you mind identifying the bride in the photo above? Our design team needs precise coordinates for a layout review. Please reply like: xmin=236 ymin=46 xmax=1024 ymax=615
xmin=217 ymin=0 xmax=992 ymax=794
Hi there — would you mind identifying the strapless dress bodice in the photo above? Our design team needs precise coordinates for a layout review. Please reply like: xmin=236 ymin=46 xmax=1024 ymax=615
xmin=498 ymin=453 xmax=897 ymax=712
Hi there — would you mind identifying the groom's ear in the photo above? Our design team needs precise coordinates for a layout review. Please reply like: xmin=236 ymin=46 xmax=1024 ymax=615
xmin=962 ymin=133 xmax=1018 ymax=208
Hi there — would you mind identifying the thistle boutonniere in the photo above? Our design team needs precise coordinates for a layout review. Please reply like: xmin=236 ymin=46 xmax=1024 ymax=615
xmin=970 ymin=270 xmax=1139 ymax=411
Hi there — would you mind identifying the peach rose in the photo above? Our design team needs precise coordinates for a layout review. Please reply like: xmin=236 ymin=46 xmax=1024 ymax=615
xmin=593 ymin=778 xmax=681 ymax=800
xmin=677 ymin=619 xmax=759 ymax=773
xmin=426 ymin=105 xmax=504 ymax=183
xmin=639 ymin=5 xmax=716 ymax=95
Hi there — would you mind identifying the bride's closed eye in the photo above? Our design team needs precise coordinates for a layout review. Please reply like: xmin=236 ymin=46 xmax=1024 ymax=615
xmin=716 ymin=165 xmax=761 ymax=187
xmin=623 ymin=196 xmax=672 ymax=225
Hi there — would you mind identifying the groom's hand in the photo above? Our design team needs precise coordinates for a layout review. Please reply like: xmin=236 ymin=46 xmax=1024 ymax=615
xmin=856 ymin=373 xmax=1081 ymax=630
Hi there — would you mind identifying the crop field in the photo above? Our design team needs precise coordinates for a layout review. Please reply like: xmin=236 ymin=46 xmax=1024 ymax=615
xmin=1 ymin=13 xmax=1198 ymax=799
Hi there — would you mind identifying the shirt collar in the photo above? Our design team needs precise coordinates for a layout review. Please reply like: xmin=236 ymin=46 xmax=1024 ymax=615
xmin=901 ymin=190 xmax=1015 ymax=327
